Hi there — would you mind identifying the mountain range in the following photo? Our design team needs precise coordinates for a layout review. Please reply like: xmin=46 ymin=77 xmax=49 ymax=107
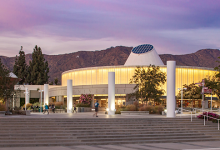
xmin=0 ymin=46 xmax=220 ymax=84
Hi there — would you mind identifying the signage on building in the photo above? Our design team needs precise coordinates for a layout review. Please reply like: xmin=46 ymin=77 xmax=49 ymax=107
xmin=204 ymin=89 xmax=212 ymax=93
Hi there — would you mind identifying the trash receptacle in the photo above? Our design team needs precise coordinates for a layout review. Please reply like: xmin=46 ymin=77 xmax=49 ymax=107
xmin=81 ymin=107 xmax=84 ymax=112
xmin=39 ymin=107 xmax=43 ymax=112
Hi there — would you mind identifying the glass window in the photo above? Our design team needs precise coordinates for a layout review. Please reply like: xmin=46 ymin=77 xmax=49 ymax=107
xmin=97 ymin=69 xmax=103 ymax=84
xmin=103 ymin=69 xmax=108 ymax=84
xmin=92 ymin=69 xmax=97 ymax=85
xmin=75 ymin=71 xmax=79 ymax=86
xmin=86 ymin=70 xmax=91 ymax=85
xmin=115 ymin=68 xmax=121 ymax=84
xmin=120 ymin=68 xmax=127 ymax=84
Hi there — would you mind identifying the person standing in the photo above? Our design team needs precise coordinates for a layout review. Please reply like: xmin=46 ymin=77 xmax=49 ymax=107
xmin=93 ymin=100 xmax=99 ymax=117
xmin=44 ymin=103 xmax=49 ymax=114
xmin=52 ymin=104 xmax=55 ymax=113
xmin=73 ymin=103 xmax=77 ymax=113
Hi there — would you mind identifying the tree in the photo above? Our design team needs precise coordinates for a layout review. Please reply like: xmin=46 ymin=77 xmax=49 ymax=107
xmin=13 ymin=46 xmax=28 ymax=84
xmin=214 ymin=56 xmax=220 ymax=78
xmin=0 ymin=58 xmax=18 ymax=111
xmin=54 ymin=78 xmax=59 ymax=85
xmin=27 ymin=45 xmax=49 ymax=85
xmin=129 ymin=65 xmax=166 ymax=104
xmin=203 ymin=76 xmax=220 ymax=99
xmin=177 ymin=83 xmax=201 ymax=107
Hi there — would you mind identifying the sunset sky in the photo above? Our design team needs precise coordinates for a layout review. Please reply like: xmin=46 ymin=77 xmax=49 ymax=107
xmin=0 ymin=0 xmax=220 ymax=57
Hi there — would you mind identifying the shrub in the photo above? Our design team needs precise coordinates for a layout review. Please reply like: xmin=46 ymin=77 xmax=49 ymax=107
xmin=76 ymin=103 xmax=91 ymax=107
xmin=79 ymin=94 xmax=92 ymax=104
xmin=139 ymin=105 xmax=148 ymax=111
xmin=54 ymin=102 xmax=64 ymax=109
xmin=155 ymin=105 xmax=164 ymax=114
xmin=115 ymin=108 xmax=122 ymax=114
xmin=197 ymin=112 xmax=220 ymax=123
xmin=55 ymin=102 xmax=63 ymax=106
xmin=0 ymin=103 xmax=6 ymax=111
xmin=33 ymin=102 xmax=40 ymax=107
xmin=125 ymin=104 xmax=136 ymax=111
xmin=23 ymin=103 xmax=32 ymax=110
xmin=133 ymin=101 xmax=139 ymax=111
xmin=139 ymin=105 xmax=164 ymax=114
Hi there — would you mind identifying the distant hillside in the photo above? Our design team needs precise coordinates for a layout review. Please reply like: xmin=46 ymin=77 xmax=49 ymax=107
xmin=1 ymin=47 xmax=220 ymax=84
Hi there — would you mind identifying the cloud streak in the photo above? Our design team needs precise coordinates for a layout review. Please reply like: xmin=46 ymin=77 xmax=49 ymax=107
xmin=0 ymin=0 xmax=220 ymax=57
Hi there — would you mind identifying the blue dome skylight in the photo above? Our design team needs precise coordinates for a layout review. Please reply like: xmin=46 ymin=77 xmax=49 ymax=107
xmin=132 ymin=44 xmax=153 ymax=54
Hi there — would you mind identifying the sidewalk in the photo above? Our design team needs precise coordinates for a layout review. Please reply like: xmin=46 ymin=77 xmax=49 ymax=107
xmin=0 ymin=141 xmax=219 ymax=150
xmin=1 ymin=112 xmax=194 ymax=119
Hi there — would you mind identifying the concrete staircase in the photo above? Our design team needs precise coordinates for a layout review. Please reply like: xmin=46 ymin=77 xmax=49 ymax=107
xmin=0 ymin=118 xmax=219 ymax=147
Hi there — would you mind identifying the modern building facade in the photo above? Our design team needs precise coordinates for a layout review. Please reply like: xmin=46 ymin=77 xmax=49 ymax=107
xmin=14 ymin=44 xmax=219 ymax=109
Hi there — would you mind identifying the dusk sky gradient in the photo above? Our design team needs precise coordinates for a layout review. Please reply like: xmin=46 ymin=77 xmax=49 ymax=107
xmin=0 ymin=0 xmax=220 ymax=57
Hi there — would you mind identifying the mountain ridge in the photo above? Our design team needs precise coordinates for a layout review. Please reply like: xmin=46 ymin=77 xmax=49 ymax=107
xmin=1 ymin=47 xmax=220 ymax=84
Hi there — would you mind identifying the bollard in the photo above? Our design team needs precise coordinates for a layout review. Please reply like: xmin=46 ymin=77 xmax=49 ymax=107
xmin=207 ymin=111 xmax=209 ymax=121
xmin=191 ymin=111 xmax=192 ymax=122
xmin=218 ymin=119 xmax=219 ymax=130
xmin=195 ymin=109 xmax=196 ymax=118
xmin=204 ymin=115 xmax=205 ymax=126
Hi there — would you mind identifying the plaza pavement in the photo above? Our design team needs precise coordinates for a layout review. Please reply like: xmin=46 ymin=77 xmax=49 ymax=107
xmin=1 ymin=111 xmax=192 ymax=118
xmin=0 ymin=141 xmax=219 ymax=150
xmin=0 ymin=112 xmax=219 ymax=150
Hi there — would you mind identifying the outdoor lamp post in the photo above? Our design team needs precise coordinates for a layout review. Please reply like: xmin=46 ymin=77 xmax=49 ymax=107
xmin=178 ymin=88 xmax=187 ymax=114
xmin=23 ymin=91 xmax=29 ymax=111
xmin=38 ymin=90 xmax=44 ymax=113
xmin=12 ymin=94 xmax=16 ymax=110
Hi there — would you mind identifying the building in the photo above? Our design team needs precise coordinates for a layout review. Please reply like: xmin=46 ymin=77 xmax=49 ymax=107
xmin=14 ymin=44 xmax=219 ymax=109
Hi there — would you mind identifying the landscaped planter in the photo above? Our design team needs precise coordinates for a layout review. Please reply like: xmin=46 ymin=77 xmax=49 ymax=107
xmin=0 ymin=111 xmax=5 ymax=116
xmin=12 ymin=110 xmax=31 ymax=115
xmin=77 ymin=107 xmax=91 ymax=112
xmin=121 ymin=111 xmax=149 ymax=115
xmin=54 ymin=109 xmax=66 ymax=113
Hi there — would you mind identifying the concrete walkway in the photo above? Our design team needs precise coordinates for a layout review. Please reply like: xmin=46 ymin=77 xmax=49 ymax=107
xmin=0 ymin=141 xmax=219 ymax=150
xmin=1 ymin=111 xmax=193 ymax=118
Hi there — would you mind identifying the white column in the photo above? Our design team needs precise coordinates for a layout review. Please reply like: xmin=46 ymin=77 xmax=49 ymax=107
xmin=44 ymin=84 xmax=49 ymax=105
xmin=25 ymin=87 xmax=29 ymax=104
xmin=67 ymin=80 xmax=73 ymax=113
xmin=13 ymin=95 xmax=14 ymax=109
xmin=166 ymin=61 xmax=176 ymax=118
xmin=108 ymin=72 xmax=115 ymax=115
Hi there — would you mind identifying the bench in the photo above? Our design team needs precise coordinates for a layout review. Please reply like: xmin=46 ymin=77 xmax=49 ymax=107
xmin=0 ymin=111 xmax=5 ymax=116
xmin=121 ymin=111 xmax=149 ymax=115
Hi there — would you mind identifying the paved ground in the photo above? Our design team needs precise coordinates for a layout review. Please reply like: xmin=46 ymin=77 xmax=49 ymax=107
xmin=0 ymin=141 xmax=219 ymax=150
xmin=1 ymin=111 xmax=195 ymax=118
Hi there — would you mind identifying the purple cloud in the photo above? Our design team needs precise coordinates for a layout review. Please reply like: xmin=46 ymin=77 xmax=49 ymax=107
xmin=0 ymin=0 xmax=220 ymax=57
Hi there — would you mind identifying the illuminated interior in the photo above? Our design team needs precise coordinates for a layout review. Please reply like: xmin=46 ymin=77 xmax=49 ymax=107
xmin=62 ymin=66 xmax=216 ymax=96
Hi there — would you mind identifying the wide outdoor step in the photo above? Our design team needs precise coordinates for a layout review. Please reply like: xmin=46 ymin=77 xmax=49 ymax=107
xmin=0 ymin=118 xmax=219 ymax=147
xmin=0 ymin=135 xmax=212 ymax=144
xmin=0 ymin=128 xmax=218 ymax=133
xmin=0 ymin=125 xmax=214 ymax=129
xmin=0 ymin=138 xmax=219 ymax=147
xmin=0 ymin=130 xmax=204 ymax=136
xmin=0 ymin=133 xmax=206 ymax=140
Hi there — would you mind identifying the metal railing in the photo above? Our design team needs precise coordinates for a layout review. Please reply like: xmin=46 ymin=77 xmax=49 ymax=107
xmin=189 ymin=109 xmax=220 ymax=130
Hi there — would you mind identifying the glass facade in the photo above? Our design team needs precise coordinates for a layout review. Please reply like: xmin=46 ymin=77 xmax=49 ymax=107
xmin=62 ymin=66 xmax=216 ymax=96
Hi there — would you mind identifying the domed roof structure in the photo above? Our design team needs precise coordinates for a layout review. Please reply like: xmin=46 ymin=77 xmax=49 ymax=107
xmin=124 ymin=44 xmax=164 ymax=66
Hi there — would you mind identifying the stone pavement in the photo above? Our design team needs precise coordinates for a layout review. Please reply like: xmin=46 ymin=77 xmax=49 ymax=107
xmin=0 ymin=141 xmax=219 ymax=150
xmin=1 ymin=111 xmax=192 ymax=119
